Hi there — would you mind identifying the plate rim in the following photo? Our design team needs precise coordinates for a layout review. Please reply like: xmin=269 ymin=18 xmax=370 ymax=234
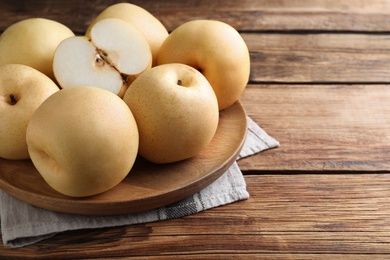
xmin=0 ymin=100 xmax=247 ymax=215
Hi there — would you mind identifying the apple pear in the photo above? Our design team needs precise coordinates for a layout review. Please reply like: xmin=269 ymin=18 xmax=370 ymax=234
xmin=53 ymin=18 xmax=152 ymax=97
xmin=123 ymin=63 xmax=219 ymax=164
xmin=0 ymin=64 xmax=59 ymax=160
xmin=26 ymin=86 xmax=139 ymax=197
xmin=158 ymin=20 xmax=251 ymax=110
xmin=86 ymin=2 xmax=168 ymax=66
xmin=0 ymin=18 xmax=75 ymax=80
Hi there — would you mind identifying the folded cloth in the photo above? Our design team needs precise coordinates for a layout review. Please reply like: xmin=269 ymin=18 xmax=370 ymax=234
xmin=0 ymin=117 xmax=279 ymax=248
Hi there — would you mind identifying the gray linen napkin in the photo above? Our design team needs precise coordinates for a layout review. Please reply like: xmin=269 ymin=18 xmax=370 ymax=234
xmin=0 ymin=117 xmax=279 ymax=248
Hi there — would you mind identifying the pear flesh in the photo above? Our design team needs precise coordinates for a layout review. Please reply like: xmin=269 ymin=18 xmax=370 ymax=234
xmin=53 ymin=18 xmax=152 ymax=96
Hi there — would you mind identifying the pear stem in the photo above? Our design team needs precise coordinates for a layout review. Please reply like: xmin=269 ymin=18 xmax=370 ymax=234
xmin=9 ymin=94 xmax=16 ymax=105
xmin=177 ymin=79 xmax=182 ymax=86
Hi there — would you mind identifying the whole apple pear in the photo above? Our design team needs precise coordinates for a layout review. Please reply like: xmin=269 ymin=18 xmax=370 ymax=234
xmin=26 ymin=86 xmax=139 ymax=197
xmin=0 ymin=64 xmax=59 ymax=160
xmin=123 ymin=63 xmax=219 ymax=164
xmin=86 ymin=2 xmax=168 ymax=66
xmin=158 ymin=20 xmax=250 ymax=110
xmin=0 ymin=18 xmax=75 ymax=81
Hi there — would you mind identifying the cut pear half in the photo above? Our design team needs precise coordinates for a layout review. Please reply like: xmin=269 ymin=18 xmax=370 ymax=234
xmin=53 ymin=18 xmax=152 ymax=96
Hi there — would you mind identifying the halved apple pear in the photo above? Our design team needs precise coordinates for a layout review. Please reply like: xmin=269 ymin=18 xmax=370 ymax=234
xmin=53 ymin=18 xmax=152 ymax=97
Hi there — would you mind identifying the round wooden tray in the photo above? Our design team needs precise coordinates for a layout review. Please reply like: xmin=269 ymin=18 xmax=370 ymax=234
xmin=0 ymin=101 xmax=247 ymax=215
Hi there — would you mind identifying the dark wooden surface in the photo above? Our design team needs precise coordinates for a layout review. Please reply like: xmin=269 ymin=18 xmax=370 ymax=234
xmin=1 ymin=0 xmax=390 ymax=258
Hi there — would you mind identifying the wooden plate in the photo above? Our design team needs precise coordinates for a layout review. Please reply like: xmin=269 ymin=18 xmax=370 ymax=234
xmin=0 ymin=101 xmax=247 ymax=215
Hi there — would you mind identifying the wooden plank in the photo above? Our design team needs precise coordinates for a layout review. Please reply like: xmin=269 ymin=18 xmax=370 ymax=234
xmin=75 ymin=256 xmax=390 ymax=260
xmin=2 ymin=0 xmax=390 ymax=33
xmin=3 ymin=11 xmax=390 ymax=83
xmin=1 ymin=29 xmax=389 ymax=84
xmin=2 ymin=174 xmax=390 ymax=258
xmin=3 ymin=3 xmax=390 ymax=84
xmin=244 ymin=33 xmax=390 ymax=83
xmin=239 ymin=84 xmax=390 ymax=172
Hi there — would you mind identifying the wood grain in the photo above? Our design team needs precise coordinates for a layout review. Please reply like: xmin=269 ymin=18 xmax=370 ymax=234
xmin=244 ymin=33 xmax=390 ymax=83
xmin=2 ymin=0 xmax=390 ymax=33
xmin=239 ymin=84 xmax=390 ymax=172
xmin=2 ymin=174 xmax=390 ymax=258
xmin=5 ymin=2 xmax=390 ymax=85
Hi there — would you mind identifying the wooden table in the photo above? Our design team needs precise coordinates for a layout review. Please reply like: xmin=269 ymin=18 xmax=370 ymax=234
xmin=2 ymin=0 xmax=390 ymax=258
